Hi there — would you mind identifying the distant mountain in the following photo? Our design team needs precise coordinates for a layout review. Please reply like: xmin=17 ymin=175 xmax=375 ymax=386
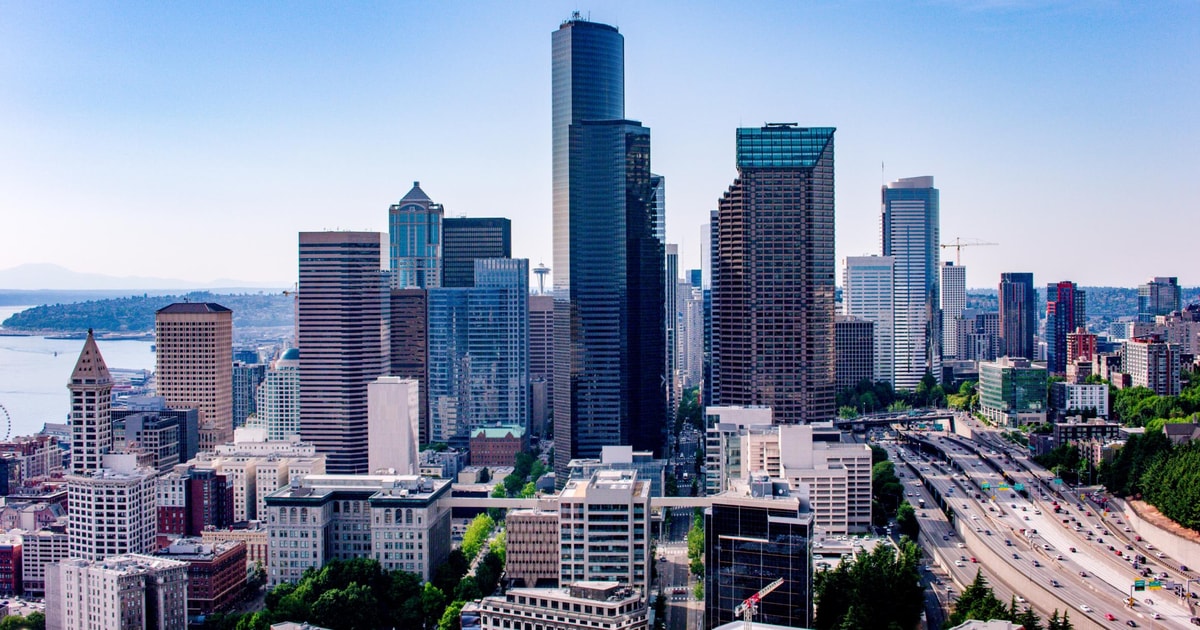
xmin=0 ymin=263 xmax=287 ymax=291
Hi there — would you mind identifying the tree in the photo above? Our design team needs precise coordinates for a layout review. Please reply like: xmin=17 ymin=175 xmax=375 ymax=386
xmin=521 ymin=481 xmax=537 ymax=498
xmin=490 ymin=529 xmax=507 ymax=564
xmin=310 ymin=583 xmax=381 ymax=630
xmin=871 ymin=460 xmax=903 ymax=525
xmin=420 ymin=583 xmax=448 ymax=630
xmin=812 ymin=538 xmax=923 ymax=630
xmin=1015 ymin=605 xmax=1043 ymax=630
xmin=946 ymin=571 xmax=1010 ymax=627
xmin=838 ymin=405 xmax=860 ymax=419
xmin=478 ymin=467 xmax=491 ymax=483
xmin=453 ymin=576 xmax=482 ymax=602
xmin=895 ymin=500 xmax=919 ymax=540
xmin=461 ymin=513 xmax=496 ymax=561
xmin=433 ymin=549 xmax=470 ymax=594
xmin=438 ymin=600 xmax=466 ymax=630
xmin=0 ymin=613 xmax=45 ymax=630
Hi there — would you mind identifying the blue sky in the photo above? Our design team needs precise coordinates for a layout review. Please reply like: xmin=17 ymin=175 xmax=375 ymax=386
xmin=1 ymin=1 xmax=1196 ymax=288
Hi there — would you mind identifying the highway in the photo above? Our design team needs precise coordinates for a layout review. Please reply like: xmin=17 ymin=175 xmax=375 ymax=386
xmin=890 ymin=415 xmax=1200 ymax=629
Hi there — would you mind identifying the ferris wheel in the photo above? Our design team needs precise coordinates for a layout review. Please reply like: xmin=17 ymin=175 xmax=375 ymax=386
xmin=0 ymin=404 xmax=10 ymax=441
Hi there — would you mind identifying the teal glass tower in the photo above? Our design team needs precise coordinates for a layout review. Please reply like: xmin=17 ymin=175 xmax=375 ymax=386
xmin=389 ymin=182 xmax=443 ymax=289
xmin=552 ymin=15 xmax=665 ymax=480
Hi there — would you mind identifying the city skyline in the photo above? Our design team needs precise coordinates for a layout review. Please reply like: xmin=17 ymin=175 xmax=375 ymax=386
xmin=2 ymin=3 xmax=1197 ymax=289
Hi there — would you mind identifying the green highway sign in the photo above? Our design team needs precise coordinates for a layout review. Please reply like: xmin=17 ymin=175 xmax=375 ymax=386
xmin=981 ymin=483 xmax=990 ymax=489
xmin=1013 ymin=483 xmax=1025 ymax=491
xmin=1134 ymin=580 xmax=1145 ymax=591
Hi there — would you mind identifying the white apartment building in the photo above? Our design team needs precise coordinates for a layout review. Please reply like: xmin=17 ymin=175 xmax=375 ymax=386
xmin=940 ymin=262 xmax=966 ymax=359
xmin=47 ymin=554 xmax=188 ymax=630
xmin=66 ymin=454 xmax=157 ymax=561
xmin=558 ymin=470 xmax=650 ymax=592
xmin=705 ymin=408 xmax=872 ymax=533
xmin=843 ymin=256 xmax=896 ymax=385
xmin=264 ymin=474 xmax=451 ymax=586
xmin=189 ymin=428 xmax=326 ymax=521
xmin=20 ymin=522 xmax=69 ymax=597
xmin=473 ymin=582 xmax=647 ymax=630
xmin=254 ymin=348 xmax=301 ymax=441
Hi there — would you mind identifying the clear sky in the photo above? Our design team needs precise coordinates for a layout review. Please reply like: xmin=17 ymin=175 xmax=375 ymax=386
xmin=1 ymin=1 xmax=1196 ymax=289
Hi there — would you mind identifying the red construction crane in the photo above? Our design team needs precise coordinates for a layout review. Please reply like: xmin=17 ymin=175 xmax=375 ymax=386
xmin=733 ymin=578 xmax=784 ymax=630
xmin=940 ymin=237 xmax=998 ymax=266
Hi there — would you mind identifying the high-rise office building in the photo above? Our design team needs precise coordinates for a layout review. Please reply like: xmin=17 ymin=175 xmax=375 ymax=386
xmin=442 ymin=217 xmax=512 ymax=288
xmin=232 ymin=361 xmax=265 ymax=430
xmin=1138 ymin=277 xmax=1181 ymax=323
xmin=389 ymin=182 xmax=443 ymax=289
xmin=67 ymin=454 xmax=157 ymax=561
xmin=297 ymin=231 xmax=386 ymax=474
xmin=881 ymin=176 xmax=940 ymax=390
xmin=681 ymin=284 xmax=704 ymax=389
xmin=940 ymin=262 xmax=967 ymax=359
xmin=835 ymin=315 xmax=875 ymax=393
xmin=1046 ymin=281 xmax=1086 ymax=375
xmin=156 ymin=302 xmax=234 ymax=450
xmin=665 ymin=243 xmax=679 ymax=423
xmin=843 ymin=256 xmax=895 ymax=385
xmin=999 ymin=272 xmax=1036 ymax=360
xmin=68 ymin=330 xmax=113 ymax=475
xmin=254 ymin=348 xmax=300 ymax=441
xmin=1123 ymin=335 xmax=1181 ymax=396
xmin=529 ymin=295 xmax=554 ymax=437
xmin=713 ymin=125 xmax=836 ymax=423
xmin=428 ymin=259 xmax=529 ymax=445
xmin=389 ymin=288 xmax=429 ymax=444
xmin=552 ymin=16 xmax=665 ymax=480
xmin=368 ymin=376 xmax=420 ymax=474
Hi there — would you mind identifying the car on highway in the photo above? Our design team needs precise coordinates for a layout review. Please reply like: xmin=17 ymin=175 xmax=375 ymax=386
xmin=954 ymin=560 xmax=964 ymax=567
xmin=1104 ymin=613 xmax=1115 ymax=621
xmin=1032 ymin=560 xmax=1041 ymax=567
xmin=1079 ymin=571 xmax=1087 ymax=577
xmin=1079 ymin=604 xmax=1091 ymax=613
xmin=1069 ymin=547 xmax=1076 ymax=552
xmin=1056 ymin=554 xmax=1064 ymax=560
xmin=1126 ymin=620 xmax=1137 ymax=627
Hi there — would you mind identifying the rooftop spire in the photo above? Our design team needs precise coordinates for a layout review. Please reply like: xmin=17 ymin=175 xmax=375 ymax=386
xmin=69 ymin=329 xmax=113 ymax=387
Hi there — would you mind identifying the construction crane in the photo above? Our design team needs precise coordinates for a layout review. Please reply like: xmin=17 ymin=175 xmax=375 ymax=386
xmin=940 ymin=237 xmax=998 ymax=266
xmin=733 ymin=578 xmax=784 ymax=630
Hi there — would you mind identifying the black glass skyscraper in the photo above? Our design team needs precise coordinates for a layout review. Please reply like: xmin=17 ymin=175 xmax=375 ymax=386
xmin=999 ymin=272 xmax=1036 ymax=360
xmin=552 ymin=16 xmax=665 ymax=481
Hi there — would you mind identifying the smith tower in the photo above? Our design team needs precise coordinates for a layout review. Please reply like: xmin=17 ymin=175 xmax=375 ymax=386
xmin=552 ymin=15 xmax=666 ymax=480
xmin=713 ymin=125 xmax=837 ymax=424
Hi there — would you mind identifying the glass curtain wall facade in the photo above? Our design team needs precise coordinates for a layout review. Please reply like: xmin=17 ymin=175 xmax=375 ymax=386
xmin=1138 ymin=277 xmax=1181 ymax=323
xmin=442 ymin=218 xmax=512 ymax=288
xmin=1046 ymin=281 xmax=1086 ymax=375
xmin=704 ymin=500 xmax=812 ymax=629
xmin=429 ymin=259 xmax=530 ymax=446
xmin=999 ymin=272 xmax=1036 ymax=360
xmin=552 ymin=17 xmax=665 ymax=480
xmin=389 ymin=182 xmax=443 ymax=289
xmin=843 ymin=256 xmax=895 ymax=385
xmin=881 ymin=176 xmax=940 ymax=391
xmin=712 ymin=125 xmax=836 ymax=424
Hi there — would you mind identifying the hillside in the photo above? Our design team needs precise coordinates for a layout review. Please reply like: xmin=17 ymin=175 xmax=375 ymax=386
xmin=1 ymin=292 xmax=293 ymax=332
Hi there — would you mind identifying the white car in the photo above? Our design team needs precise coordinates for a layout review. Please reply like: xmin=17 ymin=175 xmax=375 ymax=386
xmin=1079 ymin=604 xmax=1092 ymax=613
xmin=954 ymin=560 xmax=964 ymax=567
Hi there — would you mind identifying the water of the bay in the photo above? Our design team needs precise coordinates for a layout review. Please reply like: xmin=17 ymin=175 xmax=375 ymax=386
xmin=0 ymin=305 xmax=156 ymax=438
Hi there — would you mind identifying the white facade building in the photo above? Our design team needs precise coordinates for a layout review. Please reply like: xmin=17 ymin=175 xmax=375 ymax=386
xmin=940 ymin=262 xmax=966 ymax=359
xmin=368 ymin=377 xmax=420 ymax=474
xmin=843 ymin=256 xmax=896 ymax=385
xmin=66 ymin=454 xmax=157 ymax=561
xmin=189 ymin=428 xmax=326 ymax=521
xmin=47 ymin=554 xmax=189 ymax=630
xmin=254 ymin=348 xmax=301 ymax=441
xmin=558 ymin=470 xmax=651 ymax=593
xmin=474 ymin=582 xmax=647 ymax=630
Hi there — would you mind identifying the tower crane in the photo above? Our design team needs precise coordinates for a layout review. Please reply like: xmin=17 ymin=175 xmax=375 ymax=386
xmin=940 ymin=237 xmax=998 ymax=266
xmin=733 ymin=578 xmax=784 ymax=630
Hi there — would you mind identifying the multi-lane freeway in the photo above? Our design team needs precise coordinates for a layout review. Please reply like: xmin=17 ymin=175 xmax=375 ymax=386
xmin=888 ymin=415 xmax=1200 ymax=629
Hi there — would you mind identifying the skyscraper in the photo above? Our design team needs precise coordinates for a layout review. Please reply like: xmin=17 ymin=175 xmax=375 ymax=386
xmin=552 ymin=16 xmax=665 ymax=479
xmin=254 ymin=349 xmax=300 ymax=441
xmin=940 ymin=262 xmax=966 ymax=359
xmin=712 ymin=125 xmax=836 ymax=423
xmin=1046 ymin=281 xmax=1086 ymax=375
xmin=389 ymin=182 xmax=443 ymax=289
xmin=999 ymin=272 xmax=1036 ymax=360
xmin=881 ymin=176 xmax=940 ymax=390
xmin=665 ymin=243 xmax=679 ymax=423
xmin=232 ymin=361 xmax=265 ymax=429
xmin=68 ymin=330 xmax=113 ymax=475
xmin=428 ymin=259 xmax=530 ymax=445
xmin=389 ymin=288 xmax=429 ymax=444
xmin=297 ymin=231 xmax=386 ymax=474
xmin=442 ymin=217 xmax=512 ymax=288
xmin=155 ymin=303 xmax=234 ymax=450
xmin=1138 ymin=276 xmax=1181 ymax=322
xmin=843 ymin=255 xmax=895 ymax=385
